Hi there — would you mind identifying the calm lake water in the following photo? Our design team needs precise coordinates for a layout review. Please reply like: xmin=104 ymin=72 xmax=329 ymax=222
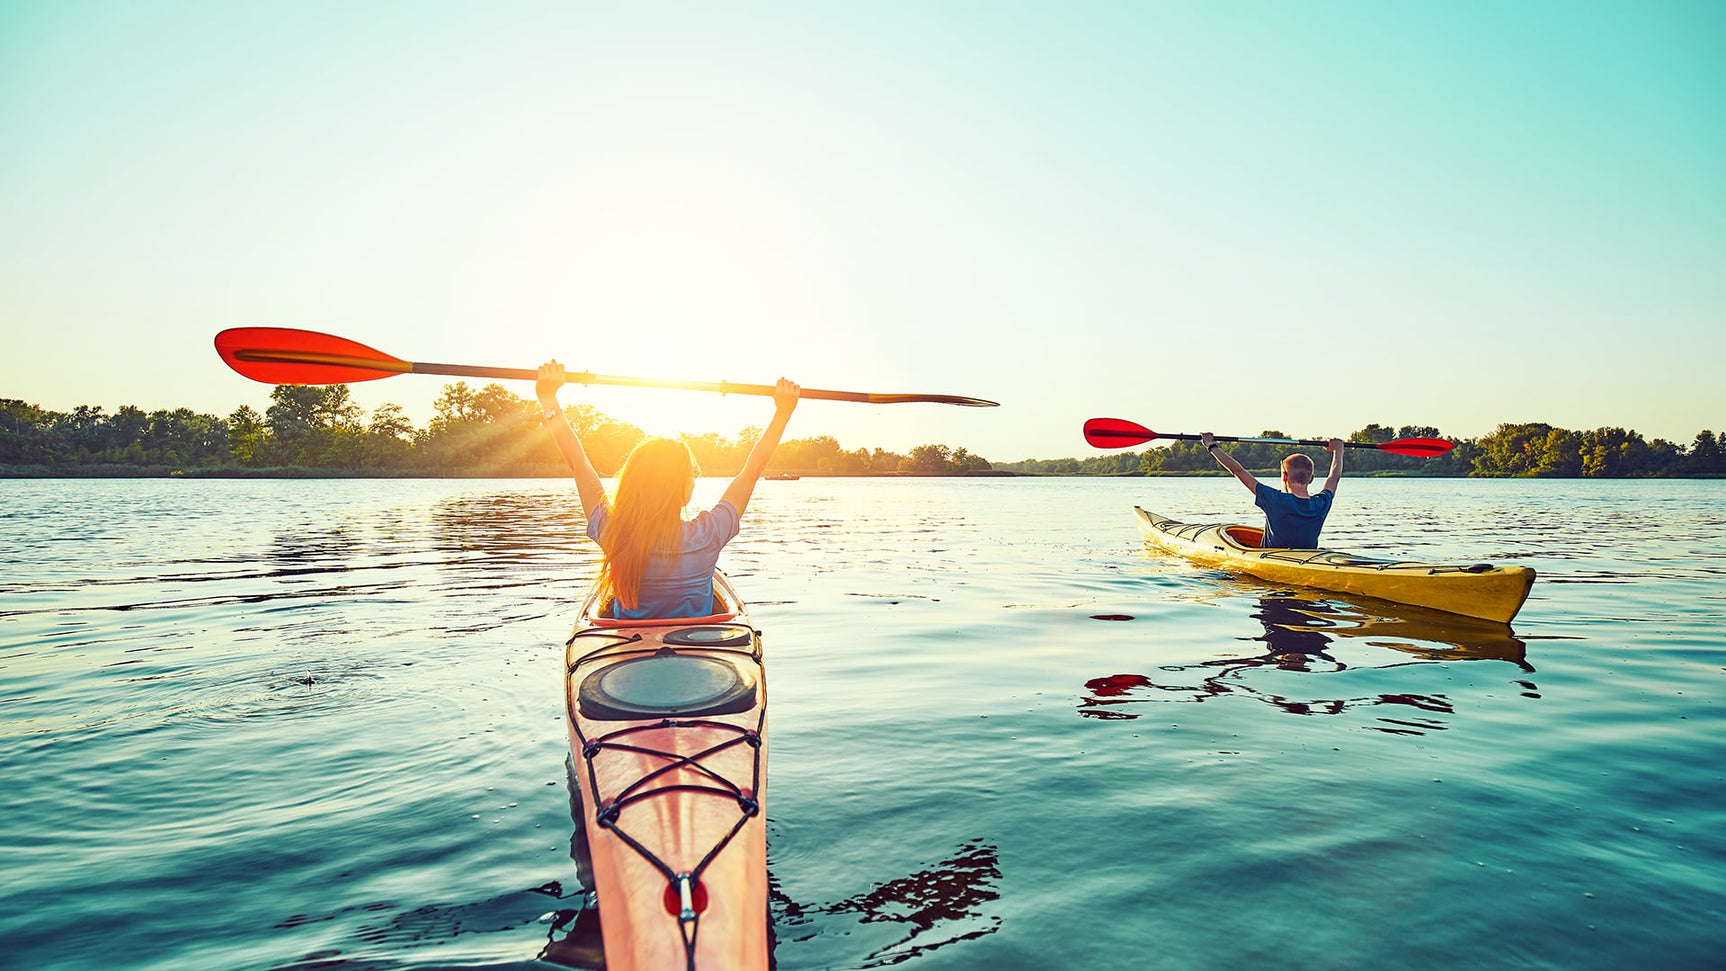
xmin=3 ymin=477 xmax=1722 ymax=969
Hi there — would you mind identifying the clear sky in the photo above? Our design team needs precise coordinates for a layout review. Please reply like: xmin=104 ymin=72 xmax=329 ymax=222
xmin=3 ymin=1 xmax=1722 ymax=462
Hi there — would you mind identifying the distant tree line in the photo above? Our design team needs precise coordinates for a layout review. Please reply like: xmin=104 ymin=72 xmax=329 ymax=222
xmin=0 ymin=382 xmax=996 ymax=477
xmin=993 ymin=422 xmax=1726 ymax=478
xmin=5 ymin=388 xmax=1720 ymax=479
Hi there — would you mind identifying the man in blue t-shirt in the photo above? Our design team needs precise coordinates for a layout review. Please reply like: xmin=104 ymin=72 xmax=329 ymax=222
xmin=1200 ymin=432 xmax=1344 ymax=549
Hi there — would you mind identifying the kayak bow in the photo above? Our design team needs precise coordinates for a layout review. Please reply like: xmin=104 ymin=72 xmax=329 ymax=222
xmin=1133 ymin=506 xmax=1536 ymax=624
xmin=564 ymin=571 xmax=768 ymax=970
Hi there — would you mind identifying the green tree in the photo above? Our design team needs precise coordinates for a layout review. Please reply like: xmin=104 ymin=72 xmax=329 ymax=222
xmin=362 ymin=403 xmax=415 ymax=469
xmin=948 ymin=447 xmax=992 ymax=473
xmin=52 ymin=405 xmax=107 ymax=461
xmin=228 ymin=406 xmax=265 ymax=465
xmin=1142 ymin=442 xmax=1210 ymax=474
xmin=1688 ymin=431 xmax=1723 ymax=474
xmin=145 ymin=407 xmax=227 ymax=467
xmin=472 ymin=383 xmax=532 ymax=424
xmin=272 ymin=385 xmax=360 ymax=433
xmin=0 ymin=398 xmax=54 ymax=465
xmin=1580 ymin=427 xmax=1645 ymax=478
xmin=678 ymin=431 xmax=742 ymax=476
xmin=1645 ymin=438 xmax=1685 ymax=476
xmin=106 ymin=406 xmax=150 ymax=460
xmin=585 ymin=419 xmax=647 ymax=475
xmin=905 ymin=444 xmax=952 ymax=474
xmin=368 ymin=403 xmax=414 ymax=440
xmin=1472 ymin=423 xmax=1554 ymax=476
xmin=430 ymin=382 xmax=478 ymax=429
xmin=1531 ymin=428 xmax=1583 ymax=477
xmin=775 ymin=435 xmax=843 ymax=474
xmin=263 ymin=385 xmax=364 ymax=466
xmin=1348 ymin=424 xmax=1395 ymax=474
xmin=418 ymin=383 xmax=556 ymax=474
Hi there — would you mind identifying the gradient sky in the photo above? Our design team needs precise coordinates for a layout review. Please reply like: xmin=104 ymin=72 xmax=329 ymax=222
xmin=3 ymin=1 xmax=1722 ymax=462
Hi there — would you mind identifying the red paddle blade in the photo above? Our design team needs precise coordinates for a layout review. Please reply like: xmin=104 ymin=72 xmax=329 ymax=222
xmin=214 ymin=327 xmax=410 ymax=385
xmin=1084 ymin=417 xmax=1158 ymax=449
xmin=1380 ymin=437 xmax=1453 ymax=457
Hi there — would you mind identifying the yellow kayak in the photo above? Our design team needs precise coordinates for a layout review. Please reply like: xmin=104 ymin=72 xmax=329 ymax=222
xmin=1133 ymin=506 xmax=1536 ymax=624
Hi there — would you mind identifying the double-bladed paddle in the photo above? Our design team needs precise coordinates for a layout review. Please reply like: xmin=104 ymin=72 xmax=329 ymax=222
xmin=214 ymin=327 xmax=1000 ymax=407
xmin=1083 ymin=417 xmax=1453 ymax=457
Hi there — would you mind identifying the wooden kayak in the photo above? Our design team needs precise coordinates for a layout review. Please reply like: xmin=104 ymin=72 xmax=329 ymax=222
xmin=564 ymin=570 xmax=768 ymax=970
xmin=1133 ymin=506 xmax=1536 ymax=624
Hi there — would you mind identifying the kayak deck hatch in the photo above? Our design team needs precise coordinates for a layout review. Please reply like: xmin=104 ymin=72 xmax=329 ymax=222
xmin=578 ymin=641 xmax=761 ymax=721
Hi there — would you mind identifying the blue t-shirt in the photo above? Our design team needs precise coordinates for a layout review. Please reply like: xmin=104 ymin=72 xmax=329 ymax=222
xmin=586 ymin=500 xmax=742 ymax=619
xmin=1254 ymin=483 xmax=1333 ymax=549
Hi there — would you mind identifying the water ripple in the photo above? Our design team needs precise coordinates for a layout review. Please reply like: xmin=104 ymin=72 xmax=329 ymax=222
xmin=3 ymin=477 xmax=1724 ymax=971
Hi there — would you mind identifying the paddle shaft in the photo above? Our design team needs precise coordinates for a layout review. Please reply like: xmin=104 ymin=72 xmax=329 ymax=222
xmin=1168 ymin=432 xmax=1361 ymax=450
xmin=231 ymin=347 xmax=982 ymax=406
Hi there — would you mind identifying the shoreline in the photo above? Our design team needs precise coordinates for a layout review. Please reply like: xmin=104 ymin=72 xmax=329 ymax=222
xmin=6 ymin=465 xmax=1718 ymax=481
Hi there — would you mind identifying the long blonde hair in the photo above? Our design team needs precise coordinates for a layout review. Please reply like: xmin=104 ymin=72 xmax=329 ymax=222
xmin=601 ymin=437 xmax=699 ymax=610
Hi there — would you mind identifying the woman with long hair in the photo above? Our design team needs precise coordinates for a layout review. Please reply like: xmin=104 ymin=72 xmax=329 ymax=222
xmin=535 ymin=361 xmax=800 ymax=619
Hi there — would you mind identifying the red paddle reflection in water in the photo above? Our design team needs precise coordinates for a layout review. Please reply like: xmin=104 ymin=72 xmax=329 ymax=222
xmin=1084 ymin=674 xmax=1153 ymax=697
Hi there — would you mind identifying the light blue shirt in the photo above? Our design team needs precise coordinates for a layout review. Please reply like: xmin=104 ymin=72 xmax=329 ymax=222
xmin=587 ymin=500 xmax=741 ymax=618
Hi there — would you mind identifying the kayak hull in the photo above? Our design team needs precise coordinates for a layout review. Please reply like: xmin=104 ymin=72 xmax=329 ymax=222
xmin=564 ymin=571 xmax=768 ymax=970
xmin=1133 ymin=506 xmax=1535 ymax=624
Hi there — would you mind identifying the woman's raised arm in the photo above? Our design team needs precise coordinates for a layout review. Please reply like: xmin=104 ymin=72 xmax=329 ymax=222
xmin=720 ymin=379 xmax=800 ymax=518
xmin=537 ymin=361 xmax=608 ymax=518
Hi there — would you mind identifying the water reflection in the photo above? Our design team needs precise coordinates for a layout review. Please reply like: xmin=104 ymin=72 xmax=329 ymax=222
xmin=1248 ymin=595 xmax=1339 ymax=659
xmin=771 ymin=838 xmax=1002 ymax=968
xmin=268 ymin=521 xmax=357 ymax=565
xmin=1079 ymin=595 xmax=1533 ymax=732
xmin=536 ymin=902 xmax=607 ymax=970
xmin=539 ymin=838 xmax=1001 ymax=969
xmin=431 ymin=491 xmax=589 ymax=560
xmin=271 ymin=882 xmax=571 ymax=969
xmin=541 ymin=755 xmax=1001 ymax=968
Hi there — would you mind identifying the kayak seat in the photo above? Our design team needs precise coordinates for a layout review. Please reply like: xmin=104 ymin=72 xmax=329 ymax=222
xmin=1221 ymin=525 xmax=1266 ymax=548
xmin=578 ymin=645 xmax=760 ymax=721
xmin=594 ymin=585 xmax=733 ymax=624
